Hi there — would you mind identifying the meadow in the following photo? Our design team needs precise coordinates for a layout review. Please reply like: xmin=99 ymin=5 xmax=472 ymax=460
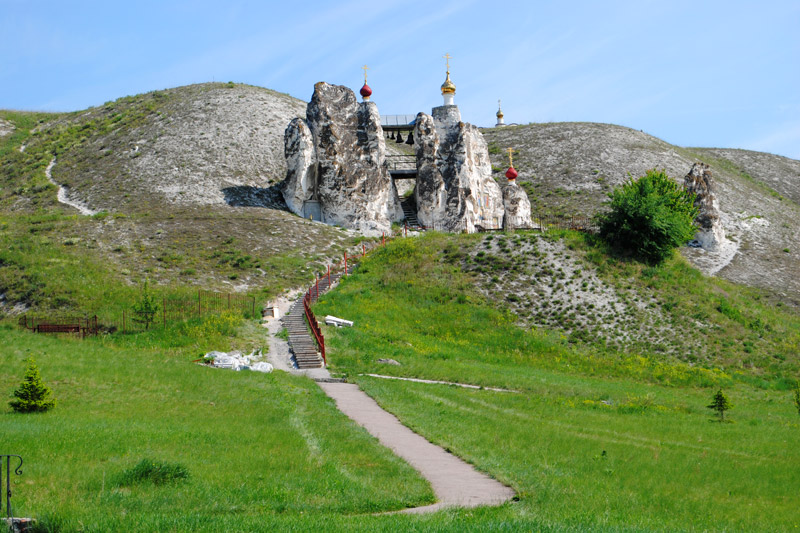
xmin=312 ymin=232 xmax=800 ymax=531
xmin=1 ymin=322 xmax=438 ymax=532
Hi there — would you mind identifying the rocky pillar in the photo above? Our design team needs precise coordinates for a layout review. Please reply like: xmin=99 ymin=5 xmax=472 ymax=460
xmin=502 ymin=182 xmax=532 ymax=230
xmin=684 ymin=162 xmax=725 ymax=249
xmin=282 ymin=118 xmax=316 ymax=217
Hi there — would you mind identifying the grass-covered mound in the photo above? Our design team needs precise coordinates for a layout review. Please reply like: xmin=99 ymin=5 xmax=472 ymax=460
xmin=313 ymin=232 xmax=800 ymax=531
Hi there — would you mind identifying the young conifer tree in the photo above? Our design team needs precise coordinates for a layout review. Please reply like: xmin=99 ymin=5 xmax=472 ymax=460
xmin=133 ymin=279 xmax=159 ymax=330
xmin=707 ymin=388 xmax=731 ymax=421
xmin=9 ymin=357 xmax=56 ymax=413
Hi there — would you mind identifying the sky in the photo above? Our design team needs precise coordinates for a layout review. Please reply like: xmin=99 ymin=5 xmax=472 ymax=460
xmin=2 ymin=0 xmax=799 ymax=159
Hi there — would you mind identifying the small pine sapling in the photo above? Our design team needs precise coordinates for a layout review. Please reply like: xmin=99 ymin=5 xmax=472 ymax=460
xmin=707 ymin=388 xmax=732 ymax=422
xmin=9 ymin=357 xmax=56 ymax=413
xmin=133 ymin=279 xmax=159 ymax=330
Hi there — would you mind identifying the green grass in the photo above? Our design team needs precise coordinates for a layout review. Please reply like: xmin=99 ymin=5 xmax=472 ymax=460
xmin=1 ymin=324 xmax=436 ymax=531
xmin=353 ymin=375 xmax=800 ymax=532
xmin=310 ymin=232 xmax=800 ymax=531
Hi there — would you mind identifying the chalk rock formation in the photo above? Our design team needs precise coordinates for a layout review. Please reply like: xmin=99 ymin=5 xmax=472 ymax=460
xmin=684 ymin=162 xmax=725 ymax=249
xmin=502 ymin=182 xmax=532 ymax=230
xmin=282 ymin=82 xmax=402 ymax=234
xmin=413 ymin=111 xmax=504 ymax=232
xmin=283 ymin=118 xmax=316 ymax=216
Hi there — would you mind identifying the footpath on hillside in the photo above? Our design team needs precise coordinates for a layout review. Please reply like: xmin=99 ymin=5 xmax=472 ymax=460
xmin=318 ymin=381 xmax=515 ymax=513
xmin=262 ymin=248 xmax=515 ymax=512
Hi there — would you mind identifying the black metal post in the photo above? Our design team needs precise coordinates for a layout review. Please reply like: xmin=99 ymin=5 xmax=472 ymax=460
xmin=1 ymin=455 xmax=23 ymax=519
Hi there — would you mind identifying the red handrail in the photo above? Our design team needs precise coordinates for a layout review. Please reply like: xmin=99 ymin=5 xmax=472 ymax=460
xmin=303 ymin=291 xmax=326 ymax=365
xmin=298 ymin=236 xmax=392 ymax=367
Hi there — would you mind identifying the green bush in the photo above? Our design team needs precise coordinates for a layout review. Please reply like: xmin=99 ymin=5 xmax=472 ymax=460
xmin=9 ymin=356 xmax=56 ymax=413
xmin=596 ymin=169 xmax=698 ymax=264
xmin=115 ymin=458 xmax=189 ymax=486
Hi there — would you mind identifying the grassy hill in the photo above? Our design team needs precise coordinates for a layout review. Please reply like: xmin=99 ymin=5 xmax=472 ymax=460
xmin=313 ymin=233 xmax=800 ymax=531
xmin=483 ymin=123 xmax=800 ymax=306
xmin=0 ymin=86 xmax=363 ymax=314
xmin=2 ymin=83 xmax=800 ymax=530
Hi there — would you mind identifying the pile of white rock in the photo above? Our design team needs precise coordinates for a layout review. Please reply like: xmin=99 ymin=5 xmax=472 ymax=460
xmin=203 ymin=350 xmax=273 ymax=373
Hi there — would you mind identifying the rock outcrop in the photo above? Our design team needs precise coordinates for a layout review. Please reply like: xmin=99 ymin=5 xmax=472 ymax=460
xmin=684 ymin=162 xmax=725 ymax=249
xmin=413 ymin=111 xmax=504 ymax=232
xmin=502 ymin=182 xmax=532 ymax=230
xmin=282 ymin=118 xmax=316 ymax=216
xmin=282 ymin=82 xmax=402 ymax=234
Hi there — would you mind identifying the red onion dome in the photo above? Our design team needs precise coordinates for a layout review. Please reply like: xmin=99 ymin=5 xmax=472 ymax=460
xmin=360 ymin=83 xmax=373 ymax=98
xmin=505 ymin=166 xmax=518 ymax=180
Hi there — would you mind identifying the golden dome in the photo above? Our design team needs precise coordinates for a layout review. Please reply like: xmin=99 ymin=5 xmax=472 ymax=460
xmin=496 ymin=109 xmax=504 ymax=118
xmin=441 ymin=70 xmax=456 ymax=95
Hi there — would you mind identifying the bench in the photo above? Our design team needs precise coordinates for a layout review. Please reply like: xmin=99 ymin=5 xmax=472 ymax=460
xmin=36 ymin=323 xmax=81 ymax=334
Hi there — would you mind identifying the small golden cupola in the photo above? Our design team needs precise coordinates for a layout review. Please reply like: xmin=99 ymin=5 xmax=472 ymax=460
xmin=495 ymin=99 xmax=506 ymax=127
xmin=441 ymin=53 xmax=456 ymax=106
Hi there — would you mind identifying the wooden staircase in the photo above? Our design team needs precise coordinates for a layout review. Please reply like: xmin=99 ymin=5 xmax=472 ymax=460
xmin=282 ymin=267 xmax=352 ymax=369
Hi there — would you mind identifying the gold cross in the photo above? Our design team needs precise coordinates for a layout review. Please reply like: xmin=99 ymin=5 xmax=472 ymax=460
xmin=507 ymin=147 xmax=514 ymax=167
xmin=362 ymin=64 xmax=369 ymax=83
xmin=443 ymin=53 xmax=452 ymax=71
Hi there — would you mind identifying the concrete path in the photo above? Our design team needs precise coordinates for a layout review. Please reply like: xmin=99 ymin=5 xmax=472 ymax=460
xmin=362 ymin=373 xmax=519 ymax=393
xmin=317 ymin=382 xmax=515 ymax=513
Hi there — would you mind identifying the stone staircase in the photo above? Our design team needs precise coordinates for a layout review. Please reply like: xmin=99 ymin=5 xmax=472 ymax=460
xmin=400 ymin=197 xmax=422 ymax=229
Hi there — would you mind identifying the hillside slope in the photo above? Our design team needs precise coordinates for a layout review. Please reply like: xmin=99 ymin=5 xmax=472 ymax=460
xmin=2 ymin=86 xmax=799 ymax=308
xmin=484 ymin=123 xmax=800 ymax=305
xmin=0 ymin=87 xmax=359 ymax=309
xmin=34 ymin=83 xmax=305 ymax=212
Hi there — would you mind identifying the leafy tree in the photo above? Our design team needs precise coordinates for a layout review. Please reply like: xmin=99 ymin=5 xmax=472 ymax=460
xmin=133 ymin=279 xmax=159 ymax=330
xmin=707 ymin=388 xmax=732 ymax=421
xmin=9 ymin=357 xmax=56 ymax=413
xmin=596 ymin=169 xmax=698 ymax=264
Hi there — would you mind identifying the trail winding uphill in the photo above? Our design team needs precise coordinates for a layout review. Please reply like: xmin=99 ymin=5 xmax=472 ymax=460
xmin=45 ymin=158 xmax=97 ymax=216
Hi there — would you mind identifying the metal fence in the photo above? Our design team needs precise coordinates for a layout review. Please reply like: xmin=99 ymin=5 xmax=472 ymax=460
xmin=19 ymin=290 xmax=256 ymax=336
xmin=476 ymin=214 xmax=598 ymax=233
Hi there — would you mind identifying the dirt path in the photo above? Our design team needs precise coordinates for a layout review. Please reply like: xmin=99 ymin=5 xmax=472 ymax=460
xmin=317 ymin=382 xmax=515 ymax=513
xmin=45 ymin=157 xmax=97 ymax=216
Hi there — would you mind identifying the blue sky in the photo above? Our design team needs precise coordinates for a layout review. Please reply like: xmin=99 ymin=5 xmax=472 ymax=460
xmin=2 ymin=0 xmax=799 ymax=159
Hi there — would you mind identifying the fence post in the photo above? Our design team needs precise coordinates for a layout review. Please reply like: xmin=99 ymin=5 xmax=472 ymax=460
xmin=327 ymin=265 xmax=331 ymax=287
xmin=344 ymin=252 xmax=348 ymax=277
xmin=404 ymin=222 xmax=407 ymax=237
xmin=362 ymin=243 xmax=366 ymax=257
xmin=315 ymin=276 xmax=319 ymax=300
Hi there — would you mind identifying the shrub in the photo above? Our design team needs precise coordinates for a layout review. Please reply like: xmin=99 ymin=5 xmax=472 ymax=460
xmin=115 ymin=458 xmax=189 ymax=486
xmin=793 ymin=386 xmax=800 ymax=416
xmin=9 ymin=357 xmax=56 ymax=413
xmin=596 ymin=169 xmax=698 ymax=264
